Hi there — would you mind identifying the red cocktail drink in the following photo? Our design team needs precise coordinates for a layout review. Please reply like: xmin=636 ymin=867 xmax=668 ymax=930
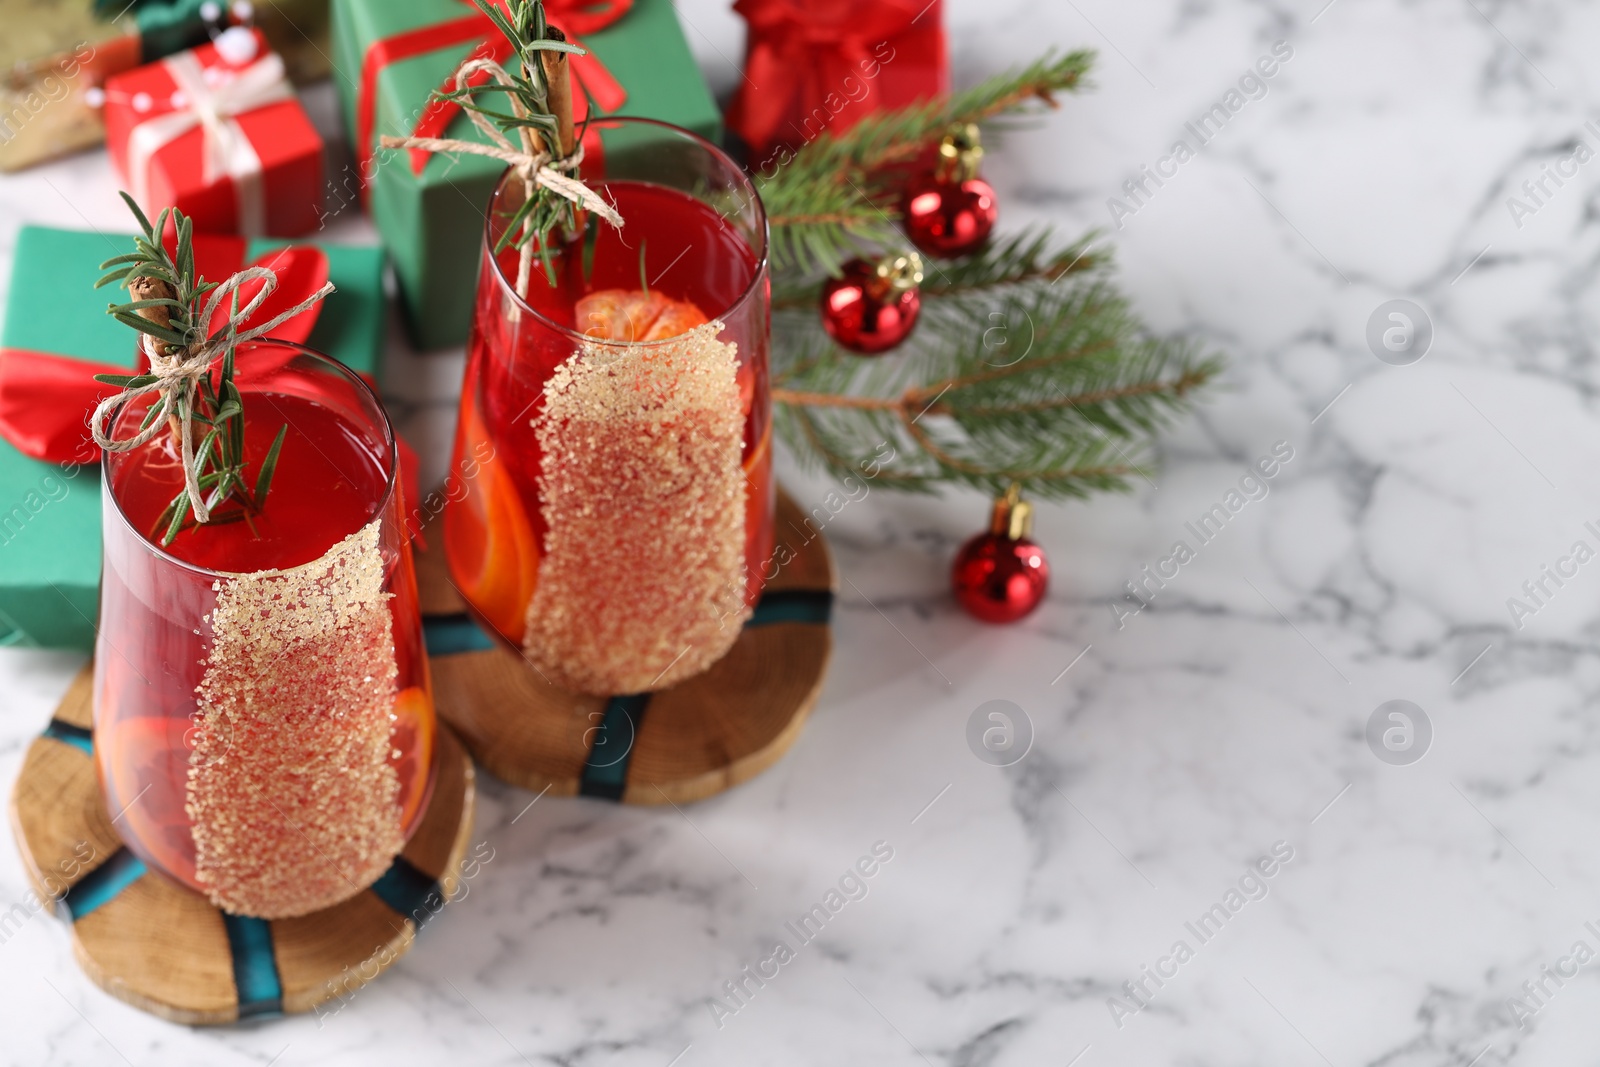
xmin=445 ymin=119 xmax=773 ymax=695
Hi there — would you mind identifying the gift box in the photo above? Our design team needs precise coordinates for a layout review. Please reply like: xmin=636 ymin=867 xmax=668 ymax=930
xmin=725 ymin=0 xmax=948 ymax=168
xmin=0 ymin=225 xmax=387 ymax=649
xmin=103 ymin=27 xmax=324 ymax=237
xmin=0 ymin=0 xmax=332 ymax=174
xmin=330 ymin=0 xmax=722 ymax=350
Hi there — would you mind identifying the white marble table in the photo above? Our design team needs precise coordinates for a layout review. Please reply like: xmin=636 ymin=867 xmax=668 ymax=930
xmin=3 ymin=0 xmax=1596 ymax=1063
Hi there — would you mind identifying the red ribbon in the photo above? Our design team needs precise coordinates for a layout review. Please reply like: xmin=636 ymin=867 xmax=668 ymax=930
xmin=0 ymin=235 xmax=423 ymax=535
xmin=726 ymin=0 xmax=935 ymax=158
xmin=356 ymin=0 xmax=630 ymax=187
xmin=0 ymin=236 xmax=326 ymax=466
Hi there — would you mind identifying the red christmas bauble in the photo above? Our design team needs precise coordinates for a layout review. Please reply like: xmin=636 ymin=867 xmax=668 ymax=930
xmin=952 ymin=531 xmax=1049 ymax=623
xmin=821 ymin=255 xmax=923 ymax=355
xmin=952 ymin=484 xmax=1048 ymax=623
xmin=904 ymin=175 xmax=998 ymax=259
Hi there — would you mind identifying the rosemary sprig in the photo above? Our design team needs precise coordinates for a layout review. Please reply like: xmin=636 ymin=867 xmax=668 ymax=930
xmin=95 ymin=192 xmax=276 ymax=545
xmin=437 ymin=0 xmax=587 ymax=285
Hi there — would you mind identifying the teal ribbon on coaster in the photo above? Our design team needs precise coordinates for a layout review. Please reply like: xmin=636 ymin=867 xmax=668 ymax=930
xmin=746 ymin=589 xmax=834 ymax=627
xmin=221 ymin=913 xmax=284 ymax=1019
xmin=579 ymin=694 xmax=648 ymax=800
xmin=368 ymin=856 xmax=446 ymax=927
xmin=60 ymin=847 xmax=146 ymax=920
xmin=43 ymin=717 xmax=93 ymax=756
xmin=422 ymin=614 xmax=496 ymax=656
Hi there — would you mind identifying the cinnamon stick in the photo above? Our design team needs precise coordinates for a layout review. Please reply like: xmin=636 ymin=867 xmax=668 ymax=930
xmin=128 ymin=275 xmax=179 ymax=355
xmin=540 ymin=26 xmax=576 ymax=158
xmin=127 ymin=274 xmax=190 ymax=452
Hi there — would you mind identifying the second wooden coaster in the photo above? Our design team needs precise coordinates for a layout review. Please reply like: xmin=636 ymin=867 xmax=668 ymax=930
xmin=8 ymin=668 xmax=477 ymax=1025
xmin=418 ymin=488 xmax=836 ymax=805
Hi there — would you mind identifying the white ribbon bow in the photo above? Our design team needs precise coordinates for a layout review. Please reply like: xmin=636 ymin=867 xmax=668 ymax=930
xmin=125 ymin=47 xmax=293 ymax=237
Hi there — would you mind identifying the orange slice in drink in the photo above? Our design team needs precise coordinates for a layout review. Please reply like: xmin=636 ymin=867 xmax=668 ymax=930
xmin=390 ymin=685 xmax=435 ymax=829
xmin=444 ymin=396 xmax=539 ymax=644
xmin=576 ymin=289 xmax=710 ymax=343
xmin=646 ymin=294 xmax=712 ymax=340
xmin=576 ymin=289 xmax=656 ymax=342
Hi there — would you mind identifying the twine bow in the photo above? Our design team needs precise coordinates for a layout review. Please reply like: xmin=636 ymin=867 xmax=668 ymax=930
xmin=379 ymin=57 xmax=623 ymax=300
xmin=90 ymin=266 xmax=334 ymax=524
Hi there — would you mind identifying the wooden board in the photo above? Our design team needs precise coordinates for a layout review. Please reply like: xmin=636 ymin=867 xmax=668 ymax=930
xmin=9 ymin=671 xmax=476 ymax=1025
xmin=420 ymin=487 xmax=836 ymax=804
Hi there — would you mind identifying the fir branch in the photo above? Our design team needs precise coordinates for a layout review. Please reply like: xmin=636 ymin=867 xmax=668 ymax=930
xmin=772 ymin=256 xmax=1219 ymax=501
xmin=759 ymin=50 xmax=1094 ymax=275
xmin=759 ymin=48 xmax=1221 ymax=506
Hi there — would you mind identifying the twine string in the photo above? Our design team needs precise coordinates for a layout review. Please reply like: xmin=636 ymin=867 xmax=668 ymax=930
xmin=90 ymin=266 xmax=335 ymax=523
xmin=377 ymin=56 xmax=624 ymax=299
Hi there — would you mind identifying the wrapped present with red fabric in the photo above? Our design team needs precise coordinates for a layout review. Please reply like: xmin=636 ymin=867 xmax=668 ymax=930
xmin=0 ymin=225 xmax=390 ymax=649
xmin=102 ymin=27 xmax=324 ymax=237
xmin=0 ymin=0 xmax=336 ymax=174
xmin=330 ymin=0 xmax=721 ymax=350
xmin=726 ymin=0 xmax=949 ymax=168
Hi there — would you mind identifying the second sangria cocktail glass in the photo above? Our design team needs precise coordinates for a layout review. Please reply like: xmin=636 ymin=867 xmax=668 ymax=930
xmin=445 ymin=118 xmax=773 ymax=695
xmin=96 ymin=340 xmax=437 ymax=919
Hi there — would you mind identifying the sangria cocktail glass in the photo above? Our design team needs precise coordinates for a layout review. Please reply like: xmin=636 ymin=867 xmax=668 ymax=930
xmin=95 ymin=340 xmax=436 ymax=919
xmin=445 ymin=118 xmax=773 ymax=695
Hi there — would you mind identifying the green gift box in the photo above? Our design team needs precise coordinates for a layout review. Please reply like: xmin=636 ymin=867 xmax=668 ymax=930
xmin=0 ymin=225 xmax=386 ymax=649
xmin=330 ymin=0 xmax=722 ymax=350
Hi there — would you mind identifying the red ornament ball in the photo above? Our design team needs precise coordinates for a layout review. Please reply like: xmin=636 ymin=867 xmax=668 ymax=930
xmin=821 ymin=256 xmax=923 ymax=355
xmin=904 ymin=175 xmax=998 ymax=259
xmin=952 ymin=530 xmax=1049 ymax=623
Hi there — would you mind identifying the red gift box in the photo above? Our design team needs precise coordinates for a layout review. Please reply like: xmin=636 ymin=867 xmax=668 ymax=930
xmin=103 ymin=28 xmax=324 ymax=237
xmin=726 ymin=0 xmax=948 ymax=168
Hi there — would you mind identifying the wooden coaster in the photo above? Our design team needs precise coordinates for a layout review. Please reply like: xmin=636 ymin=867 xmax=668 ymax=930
xmin=8 ymin=667 xmax=477 ymax=1025
xmin=419 ymin=488 xmax=836 ymax=805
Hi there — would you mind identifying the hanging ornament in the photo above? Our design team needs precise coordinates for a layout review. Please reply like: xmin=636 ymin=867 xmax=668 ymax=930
xmin=904 ymin=123 xmax=999 ymax=260
xmin=952 ymin=483 xmax=1049 ymax=623
xmin=820 ymin=251 xmax=925 ymax=355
